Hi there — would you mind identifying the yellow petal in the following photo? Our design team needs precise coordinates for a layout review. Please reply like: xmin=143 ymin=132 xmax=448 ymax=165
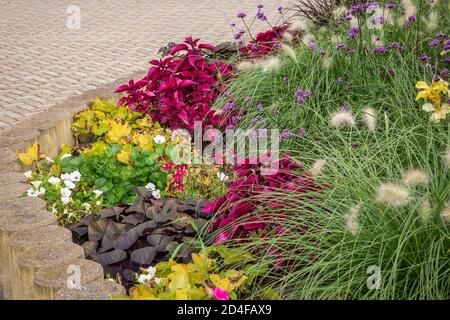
xmin=17 ymin=143 xmax=39 ymax=166
xmin=415 ymin=91 xmax=430 ymax=101
xmin=415 ymin=81 xmax=429 ymax=89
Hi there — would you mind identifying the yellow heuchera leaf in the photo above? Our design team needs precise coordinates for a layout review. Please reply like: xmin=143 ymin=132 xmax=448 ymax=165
xmin=116 ymin=145 xmax=132 ymax=165
xmin=107 ymin=120 xmax=131 ymax=144
xmin=210 ymin=274 xmax=231 ymax=291
xmin=92 ymin=119 xmax=110 ymax=136
xmin=168 ymin=264 xmax=191 ymax=292
xmin=210 ymin=272 xmax=247 ymax=291
xmin=133 ymin=133 xmax=154 ymax=152
xmin=129 ymin=284 xmax=159 ymax=300
xmin=91 ymin=97 xmax=116 ymax=113
xmin=82 ymin=141 xmax=108 ymax=156
xmin=224 ymin=270 xmax=247 ymax=290
xmin=175 ymin=289 xmax=188 ymax=300
xmin=189 ymin=253 xmax=214 ymax=284
xmin=17 ymin=144 xmax=46 ymax=166
xmin=135 ymin=117 xmax=152 ymax=129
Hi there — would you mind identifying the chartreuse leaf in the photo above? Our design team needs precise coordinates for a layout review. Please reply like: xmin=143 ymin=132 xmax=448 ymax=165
xmin=91 ymin=97 xmax=116 ymax=113
xmin=107 ymin=120 xmax=131 ymax=144
xmin=116 ymin=144 xmax=133 ymax=165
xmin=18 ymin=143 xmax=46 ymax=166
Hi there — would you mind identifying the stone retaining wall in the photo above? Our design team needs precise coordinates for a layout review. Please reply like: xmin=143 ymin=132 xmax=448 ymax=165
xmin=0 ymin=70 xmax=145 ymax=300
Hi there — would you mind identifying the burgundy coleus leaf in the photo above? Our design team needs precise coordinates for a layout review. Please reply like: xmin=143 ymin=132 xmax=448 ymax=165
xmin=198 ymin=43 xmax=217 ymax=51
xmin=169 ymin=43 xmax=190 ymax=55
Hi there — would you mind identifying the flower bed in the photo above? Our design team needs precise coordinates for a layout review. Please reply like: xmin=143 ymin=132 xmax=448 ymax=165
xmin=6 ymin=1 xmax=450 ymax=300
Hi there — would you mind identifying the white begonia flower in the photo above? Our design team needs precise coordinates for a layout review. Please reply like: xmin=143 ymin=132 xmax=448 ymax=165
xmin=153 ymin=135 xmax=166 ymax=144
xmin=48 ymin=176 xmax=61 ymax=185
xmin=93 ymin=189 xmax=103 ymax=198
xmin=31 ymin=181 xmax=42 ymax=188
xmin=61 ymin=197 xmax=71 ymax=205
xmin=27 ymin=188 xmax=40 ymax=197
xmin=64 ymin=180 xmax=76 ymax=190
xmin=60 ymin=153 xmax=72 ymax=160
xmin=69 ymin=170 xmax=81 ymax=182
xmin=61 ymin=187 xmax=72 ymax=198
xmin=61 ymin=173 xmax=71 ymax=181
xmin=137 ymin=273 xmax=153 ymax=284
xmin=217 ymin=172 xmax=228 ymax=182
xmin=45 ymin=157 xmax=55 ymax=163
xmin=152 ymin=189 xmax=161 ymax=199
xmin=145 ymin=182 xmax=156 ymax=191
xmin=24 ymin=170 xmax=32 ymax=179
xmin=39 ymin=187 xmax=45 ymax=195
xmin=137 ymin=266 xmax=157 ymax=283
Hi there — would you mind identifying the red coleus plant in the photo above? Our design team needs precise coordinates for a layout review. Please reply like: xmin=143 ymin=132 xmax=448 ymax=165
xmin=116 ymin=37 xmax=233 ymax=132
xmin=203 ymin=153 xmax=327 ymax=244
xmin=240 ymin=25 xmax=300 ymax=60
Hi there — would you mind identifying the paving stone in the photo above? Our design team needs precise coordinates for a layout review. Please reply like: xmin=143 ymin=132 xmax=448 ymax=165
xmin=0 ymin=0 xmax=289 ymax=130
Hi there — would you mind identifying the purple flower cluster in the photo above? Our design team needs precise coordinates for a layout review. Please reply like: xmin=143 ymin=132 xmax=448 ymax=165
xmin=309 ymin=42 xmax=317 ymax=51
xmin=350 ymin=2 xmax=379 ymax=15
xmin=429 ymin=39 xmax=440 ymax=47
xmin=418 ymin=54 xmax=431 ymax=62
xmin=237 ymin=11 xmax=246 ymax=19
xmin=256 ymin=103 xmax=264 ymax=111
xmin=374 ymin=46 xmax=387 ymax=54
xmin=251 ymin=115 xmax=263 ymax=125
xmin=280 ymin=129 xmax=294 ymax=140
xmin=387 ymin=3 xmax=396 ymax=9
xmin=224 ymin=102 xmax=235 ymax=111
xmin=388 ymin=42 xmax=403 ymax=51
xmin=336 ymin=43 xmax=348 ymax=51
xmin=295 ymin=89 xmax=312 ymax=105
xmin=348 ymin=26 xmax=359 ymax=40
xmin=298 ymin=128 xmax=306 ymax=136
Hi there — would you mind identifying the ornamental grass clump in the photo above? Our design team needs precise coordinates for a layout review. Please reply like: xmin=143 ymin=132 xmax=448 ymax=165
xmin=218 ymin=0 xmax=450 ymax=299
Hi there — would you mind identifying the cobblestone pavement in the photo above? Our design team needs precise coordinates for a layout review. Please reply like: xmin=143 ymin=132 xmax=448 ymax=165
xmin=0 ymin=0 xmax=290 ymax=130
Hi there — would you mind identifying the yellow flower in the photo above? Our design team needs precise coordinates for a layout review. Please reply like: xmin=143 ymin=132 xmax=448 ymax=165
xmin=422 ymin=102 xmax=450 ymax=122
xmin=416 ymin=79 xmax=450 ymax=122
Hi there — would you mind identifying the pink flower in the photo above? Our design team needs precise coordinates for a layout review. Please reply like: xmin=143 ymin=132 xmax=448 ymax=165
xmin=212 ymin=287 xmax=230 ymax=300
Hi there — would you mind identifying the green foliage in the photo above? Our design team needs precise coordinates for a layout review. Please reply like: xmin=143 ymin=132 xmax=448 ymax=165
xmin=60 ymin=143 xmax=170 ymax=206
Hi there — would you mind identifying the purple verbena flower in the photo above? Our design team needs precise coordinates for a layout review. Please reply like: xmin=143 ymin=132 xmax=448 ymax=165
xmin=320 ymin=50 xmax=326 ymax=58
xmin=348 ymin=26 xmax=359 ymax=40
xmin=387 ymin=3 xmax=396 ymax=9
xmin=440 ymin=69 xmax=449 ymax=78
xmin=251 ymin=115 xmax=263 ymax=125
xmin=429 ymin=39 xmax=440 ymax=47
xmin=295 ymin=89 xmax=312 ymax=105
xmin=408 ymin=15 xmax=416 ymax=22
xmin=237 ymin=11 xmax=246 ymax=19
xmin=298 ymin=128 xmax=306 ymax=136
xmin=336 ymin=43 xmax=347 ymax=50
xmin=432 ymin=75 xmax=441 ymax=82
xmin=337 ymin=77 xmax=344 ymax=84
xmin=309 ymin=42 xmax=317 ymax=51
xmin=224 ymin=102 xmax=235 ymax=111
xmin=280 ymin=129 xmax=294 ymax=140
xmin=374 ymin=46 xmax=387 ymax=53
xmin=437 ymin=33 xmax=448 ymax=39
xmin=418 ymin=54 xmax=431 ymax=62
xmin=256 ymin=103 xmax=264 ymax=111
